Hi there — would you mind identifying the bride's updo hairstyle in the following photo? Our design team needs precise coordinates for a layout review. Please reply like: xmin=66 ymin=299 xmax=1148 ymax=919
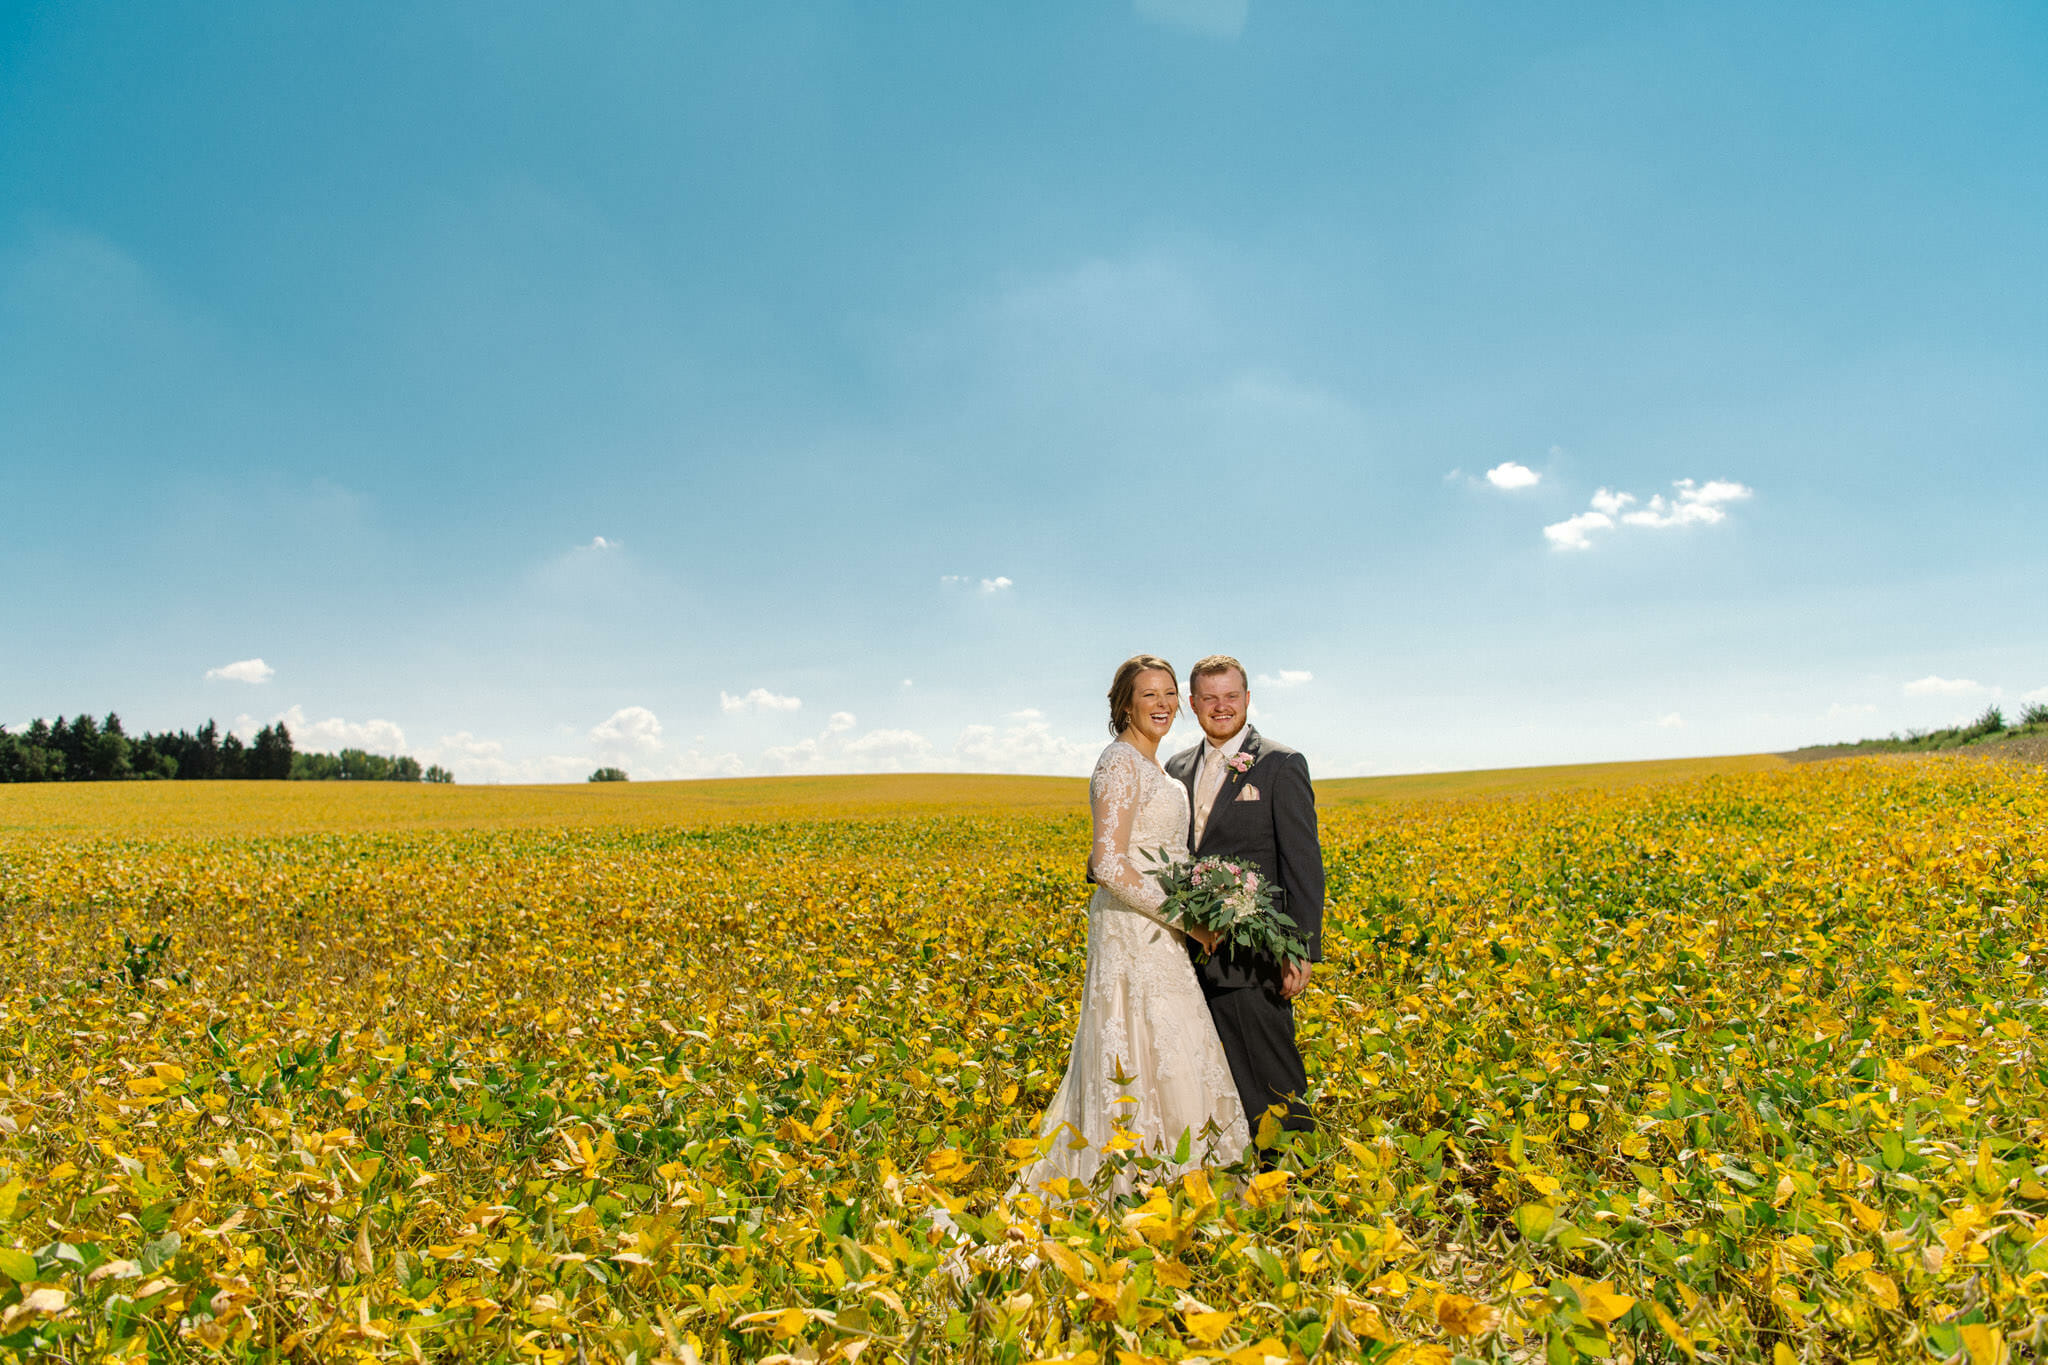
xmin=1107 ymin=654 xmax=1178 ymax=736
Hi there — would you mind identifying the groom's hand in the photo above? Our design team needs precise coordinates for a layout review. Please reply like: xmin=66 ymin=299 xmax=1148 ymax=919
xmin=1280 ymin=959 xmax=1312 ymax=1000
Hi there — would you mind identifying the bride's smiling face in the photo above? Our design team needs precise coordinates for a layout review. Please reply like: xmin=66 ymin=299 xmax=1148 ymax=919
xmin=1123 ymin=670 xmax=1180 ymax=745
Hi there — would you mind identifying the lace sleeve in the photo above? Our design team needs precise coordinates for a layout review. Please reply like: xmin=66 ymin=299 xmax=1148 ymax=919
xmin=1089 ymin=744 xmax=1174 ymax=925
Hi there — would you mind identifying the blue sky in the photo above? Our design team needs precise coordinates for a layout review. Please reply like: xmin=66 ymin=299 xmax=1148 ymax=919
xmin=4 ymin=2 xmax=2044 ymax=780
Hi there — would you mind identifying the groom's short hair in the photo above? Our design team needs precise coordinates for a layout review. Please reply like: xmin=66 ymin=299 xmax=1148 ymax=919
xmin=1189 ymin=655 xmax=1248 ymax=692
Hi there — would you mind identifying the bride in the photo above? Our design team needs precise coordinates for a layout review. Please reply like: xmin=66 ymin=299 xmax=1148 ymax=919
xmin=1016 ymin=655 xmax=1251 ymax=1197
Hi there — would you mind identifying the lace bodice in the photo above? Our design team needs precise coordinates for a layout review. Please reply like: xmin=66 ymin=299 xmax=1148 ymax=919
xmin=1088 ymin=740 xmax=1189 ymax=919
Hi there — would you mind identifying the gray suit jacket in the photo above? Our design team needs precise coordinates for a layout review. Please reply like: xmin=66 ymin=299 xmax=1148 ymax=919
xmin=1165 ymin=725 xmax=1325 ymax=993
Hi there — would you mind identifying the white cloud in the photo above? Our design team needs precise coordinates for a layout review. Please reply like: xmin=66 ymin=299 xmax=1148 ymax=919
xmin=1545 ymin=478 xmax=1754 ymax=551
xmin=1255 ymin=670 xmax=1313 ymax=689
xmin=2025 ymin=686 xmax=2048 ymax=704
xmin=1655 ymin=713 xmax=1685 ymax=729
xmin=981 ymin=576 xmax=1013 ymax=593
xmin=768 ymin=710 xmax=930 ymax=772
xmin=588 ymin=535 xmax=617 ymax=550
xmin=1485 ymin=461 xmax=1540 ymax=490
xmin=656 ymin=749 xmax=747 ymax=779
xmin=413 ymin=731 xmax=580 ymax=784
xmin=1543 ymin=510 xmax=1613 ymax=551
xmin=590 ymin=705 xmax=664 ymax=752
xmin=424 ymin=731 xmax=503 ymax=760
xmin=720 ymin=687 xmax=803 ymax=714
xmin=1133 ymin=0 xmax=1247 ymax=39
xmin=953 ymin=714 xmax=1096 ymax=774
xmin=271 ymin=704 xmax=407 ymax=755
xmin=942 ymin=574 xmax=1014 ymax=593
xmin=1903 ymin=676 xmax=1994 ymax=698
xmin=407 ymin=724 xmax=745 ymax=785
xmin=1619 ymin=478 xmax=1754 ymax=529
xmin=206 ymin=657 xmax=274 ymax=684
xmin=842 ymin=728 xmax=936 ymax=764
xmin=760 ymin=705 xmax=1095 ymax=776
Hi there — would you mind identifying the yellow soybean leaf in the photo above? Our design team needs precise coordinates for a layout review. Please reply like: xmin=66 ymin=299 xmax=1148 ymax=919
xmin=1184 ymin=1310 xmax=1236 ymax=1344
xmin=1645 ymin=1299 xmax=1696 ymax=1358
xmin=1975 ymin=1141 xmax=2003 ymax=1194
xmin=1958 ymin=1323 xmax=2005 ymax=1365
xmin=1861 ymin=1271 xmax=1900 ymax=1311
xmin=1245 ymin=1170 xmax=1290 ymax=1208
xmin=1040 ymin=1242 xmax=1087 ymax=1283
xmin=923 ymin=1149 xmax=976 ymax=1183
xmin=1577 ymin=1281 xmax=1635 ymax=1324
xmin=1378 ymin=1346 xmax=1451 ymax=1365
xmin=1773 ymin=1344 xmax=1797 ymax=1365
xmin=1434 ymin=1292 xmax=1499 ymax=1337
xmin=1513 ymin=1203 xmax=1554 ymax=1240
xmin=1842 ymin=1195 xmax=1884 ymax=1232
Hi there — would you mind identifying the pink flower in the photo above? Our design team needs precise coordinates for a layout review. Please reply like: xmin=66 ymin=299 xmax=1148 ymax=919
xmin=1225 ymin=750 xmax=1254 ymax=774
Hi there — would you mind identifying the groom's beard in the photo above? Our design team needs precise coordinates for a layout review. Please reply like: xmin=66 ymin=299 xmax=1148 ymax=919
xmin=1198 ymin=717 xmax=1246 ymax=746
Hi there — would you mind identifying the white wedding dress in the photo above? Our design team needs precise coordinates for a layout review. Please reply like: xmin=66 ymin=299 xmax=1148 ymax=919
xmin=1017 ymin=740 xmax=1250 ymax=1197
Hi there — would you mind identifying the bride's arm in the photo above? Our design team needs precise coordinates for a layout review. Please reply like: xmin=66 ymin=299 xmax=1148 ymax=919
xmin=1089 ymin=747 xmax=1178 ymax=930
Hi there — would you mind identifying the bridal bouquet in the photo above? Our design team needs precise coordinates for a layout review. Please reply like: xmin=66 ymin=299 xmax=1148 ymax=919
xmin=1143 ymin=851 xmax=1307 ymax=964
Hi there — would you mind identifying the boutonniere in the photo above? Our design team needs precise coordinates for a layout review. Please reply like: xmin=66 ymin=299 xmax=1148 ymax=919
xmin=1224 ymin=750 xmax=1255 ymax=776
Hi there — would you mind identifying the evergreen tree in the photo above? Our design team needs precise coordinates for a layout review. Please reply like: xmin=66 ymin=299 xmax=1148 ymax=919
xmin=187 ymin=721 xmax=222 ymax=780
xmin=20 ymin=719 xmax=62 ymax=780
xmin=54 ymin=715 xmax=95 ymax=780
xmin=0 ymin=712 xmax=415 ymax=783
xmin=90 ymin=712 xmax=132 ymax=781
xmin=250 ymin=723 xmax=294 ymax=780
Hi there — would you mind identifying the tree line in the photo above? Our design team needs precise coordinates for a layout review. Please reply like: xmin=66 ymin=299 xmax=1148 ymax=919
xmin=0 ymin=714 xmax=453 ymax=784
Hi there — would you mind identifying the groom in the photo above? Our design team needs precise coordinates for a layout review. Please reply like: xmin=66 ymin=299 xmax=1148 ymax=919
xmin=1166 ymin=655 xmax=1324 ymax=1145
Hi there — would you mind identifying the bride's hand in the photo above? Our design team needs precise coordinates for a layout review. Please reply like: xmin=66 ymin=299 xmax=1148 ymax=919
xmin=1188 ymin=927 xmax=1222 ymax=954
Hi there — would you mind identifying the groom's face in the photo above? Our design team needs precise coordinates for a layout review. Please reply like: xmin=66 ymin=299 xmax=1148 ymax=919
xmin=1190 ymin=670 xmax=1249 ymax=744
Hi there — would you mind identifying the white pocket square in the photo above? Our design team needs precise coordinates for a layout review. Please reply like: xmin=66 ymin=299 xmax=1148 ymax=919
xmin=1236 ymin=784 xmax=1261 ymax=802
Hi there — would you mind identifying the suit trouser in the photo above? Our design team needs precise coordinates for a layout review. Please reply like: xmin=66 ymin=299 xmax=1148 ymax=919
xmin=1205 ymin=983 xmax=1312 ymax=1141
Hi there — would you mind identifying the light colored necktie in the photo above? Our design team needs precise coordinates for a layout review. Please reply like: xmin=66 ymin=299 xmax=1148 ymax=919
xmin=1192 ymin=748 xmax=1226 ymax=847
